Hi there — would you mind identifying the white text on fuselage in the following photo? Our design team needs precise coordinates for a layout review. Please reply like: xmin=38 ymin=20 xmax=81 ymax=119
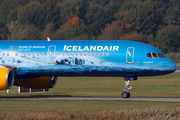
xmin=63 ymin=45 xmax=119 ymax=51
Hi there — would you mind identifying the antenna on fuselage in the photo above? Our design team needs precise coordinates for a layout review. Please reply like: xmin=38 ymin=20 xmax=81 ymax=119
xmin=47 ymin=37 xmax=51 ymax=41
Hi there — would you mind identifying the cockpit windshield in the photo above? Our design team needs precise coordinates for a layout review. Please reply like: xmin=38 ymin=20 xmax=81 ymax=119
xmin=146 ymin=52 xmax=166 ymax=58
xmin=157 ymin=53 xmax=165 ymax=58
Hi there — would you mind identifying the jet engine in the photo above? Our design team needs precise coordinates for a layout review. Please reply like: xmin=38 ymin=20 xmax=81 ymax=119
xmin=14 ymin=76 xmax=57 ymax=89
xmin=0 ymin=68 xmax=14 ymax=90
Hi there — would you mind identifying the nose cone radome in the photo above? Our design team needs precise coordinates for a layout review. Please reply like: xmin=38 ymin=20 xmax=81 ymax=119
xmin=166 ymin=59 xmax=177 ymax=73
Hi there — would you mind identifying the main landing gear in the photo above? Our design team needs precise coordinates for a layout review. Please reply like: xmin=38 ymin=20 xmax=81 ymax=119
xmin=121 ymin=80 xmax=132 ymax=98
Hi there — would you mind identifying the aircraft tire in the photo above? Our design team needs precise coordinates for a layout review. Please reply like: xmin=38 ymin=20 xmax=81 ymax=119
xmin=121 ymin=92 xmax=130 ymax=98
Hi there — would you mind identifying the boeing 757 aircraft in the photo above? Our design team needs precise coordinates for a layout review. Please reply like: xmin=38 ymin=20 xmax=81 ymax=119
xmin=0 ymin=40 xmax=177 ymax=98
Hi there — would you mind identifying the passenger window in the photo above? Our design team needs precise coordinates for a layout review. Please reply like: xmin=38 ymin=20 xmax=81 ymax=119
xmin=80 ymin=53 xmax=83 ymax=56
xmin=7 ymin=53 xmax=10 ymax=56
xmin=37 ymin=53 xmax=40 ymax=56
xmin=67 ymin=53 xmax=70 ymax=56
xmin=84 ymin=53 xmax=87 ymax=56
xmin=146 ymin=53 xmax=152 ymax=58
xmin=28 ymin=53 xmax=31 ymax=56
xmin=3 ymin=53 xmax=5 ymax=56
xmin=88 ymin=53 xmax=91 ymax=56
xmin=102 ymin=53 xmax=104 ymax=56
xmin=63 ymin=53 xmax=65 ymax=56
xmin=75 ymin=53 xmax=78 ymax=56
xmin=33 ymin=53 xmax=35 ymax=57
xmin=24 ymin=53 xmax=27 ymax=57
xmin=15 ymin=53 xmax=18 ymax=56
xmin=97 ymin=53 xmax=100 ymax=56
xmin=93 ymin=53 xmax=96 ymax=56
xmin=106 ymin=53 xmax=109 ymax=56
xmin=41 ymin=53 xmax=44 ymax=56
xmin=71 ymin=53 xmax=74 ymax=56
xmin=0 ymin=53 xmax=1 ymax=56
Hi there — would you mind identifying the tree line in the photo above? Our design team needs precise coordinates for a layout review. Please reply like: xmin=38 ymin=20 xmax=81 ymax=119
xmin=0 ymin=0 xmax=180 ymax=53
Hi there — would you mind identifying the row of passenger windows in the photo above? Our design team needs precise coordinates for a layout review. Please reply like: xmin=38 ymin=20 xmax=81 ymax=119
xmin=0 ymin=52 xmax=109 ymax=57
xmin=146 ymin=52 xmax=165 ymax=58
xmin=0 ymin=52 xmax=44 ymax=57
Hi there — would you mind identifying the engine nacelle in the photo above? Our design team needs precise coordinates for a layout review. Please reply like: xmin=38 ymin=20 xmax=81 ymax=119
xmin=14 ymin=76 xmax=57 ymax=89
xmin=0 ymin=68 xmax=14 ymax=90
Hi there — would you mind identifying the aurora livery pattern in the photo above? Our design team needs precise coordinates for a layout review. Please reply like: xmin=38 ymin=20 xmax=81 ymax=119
xmin=0 ymin=40 xmax=177 ymax=98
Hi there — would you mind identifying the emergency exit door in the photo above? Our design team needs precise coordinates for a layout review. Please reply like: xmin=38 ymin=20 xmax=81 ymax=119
xmin=47 ymin=46 xmax=56 ymax=64
xmin=126 ymin=47 xmax=135 ymax=64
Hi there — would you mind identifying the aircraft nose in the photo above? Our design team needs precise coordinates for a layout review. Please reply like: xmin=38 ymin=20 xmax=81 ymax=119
xmin=165 ymin=59 xmax=177 ymax=73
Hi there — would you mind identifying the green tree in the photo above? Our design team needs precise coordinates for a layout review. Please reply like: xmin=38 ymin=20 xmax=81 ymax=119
xmin=58 ymin=25 xmax=88 ymax=40
xmin=137 ymin=0 xmax=164 ymax=35
xmin=43 ymin=0 xmax=62 ymax=30
xmin=0 ymin=21 xmax=9 ymax=40
xmin=120 ymin=32 xmax=146 ymax=43
xmin=0 ymin=0 xmax=5 ymax=4
xmin=41 ymin=22 xmax=55 ymax=40
xmin=98 ymin=21 xmax=124 ymax=40
xmin=7 ymin=10 xmax=18 ymax=23
xmin=115 ymin=9 xmax=140 ymax=34
xmin=59 ymin=0 xmax=125 ymax=38
xmin=0 ymin=0 xmax=29 ymax=24
xmin=155 ymin=25 xmax=180 ymax=53
xmin=56 ymin=14 xmax=88 ymax=40
xmin=7 ymin=21 xmax=41 ymax=40
xmin=85 ymin=5 xmax=114 ymax=37
xmin=115 ymin=0 xmax=164 ymax=35
xmin=120 ymin=0 xmax=140 ymax=11
xmin=17 ymin=0 xmax=61 ymax=30
xmin=17 ymin=1 xmax=45 ymax=30
xmin=164 ymin=2 xmax=180 ymax=26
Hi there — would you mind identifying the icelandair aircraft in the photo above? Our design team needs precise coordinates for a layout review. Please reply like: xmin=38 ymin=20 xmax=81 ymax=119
xmin=0 ymin=40 xmax=177 ymax=98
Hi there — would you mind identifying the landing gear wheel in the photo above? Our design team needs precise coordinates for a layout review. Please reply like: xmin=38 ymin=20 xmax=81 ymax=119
xmin=127 ymin=92 xmax=130 ymax=98
xmin=121 ymin=92 xmax=130 ymax=98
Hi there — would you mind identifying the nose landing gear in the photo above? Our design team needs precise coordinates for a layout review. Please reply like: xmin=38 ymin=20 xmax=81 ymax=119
xmin=121 ymin=76 xmax=137 ymax=98
xmin=121 ymin=80 xmax=132 ymax=98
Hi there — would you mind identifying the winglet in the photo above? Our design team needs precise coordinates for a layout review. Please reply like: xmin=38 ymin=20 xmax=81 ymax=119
xmin=47 ymin=37 xmax=51 ymax=41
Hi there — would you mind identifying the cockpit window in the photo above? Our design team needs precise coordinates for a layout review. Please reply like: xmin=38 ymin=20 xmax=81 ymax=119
xmin=146 ymin=53 xmax=152 ymax=58
xmin=157 ymin=53 xmax=165 ymax=58
xmin=146 ymin=52 xmax=166 ymax=58
xmin=152 ymin=52 xmax=158 ymax=58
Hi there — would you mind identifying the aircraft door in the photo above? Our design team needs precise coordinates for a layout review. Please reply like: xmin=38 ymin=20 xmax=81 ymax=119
xmin=47 ymin=46 xmax=56 ymax=64
xmin=126 ymin=47 xmax=135 ymax=64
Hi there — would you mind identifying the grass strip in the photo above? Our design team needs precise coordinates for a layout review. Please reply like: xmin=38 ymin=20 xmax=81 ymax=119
xmin=0 ymin=100 xmax=180 ymax=112
xmin=0 ymin=73 xmax=180 ymax=97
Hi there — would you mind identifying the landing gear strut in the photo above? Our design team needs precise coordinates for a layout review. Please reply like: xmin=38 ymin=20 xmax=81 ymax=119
xmin=121 ymin=80 xmax=132 ymax=98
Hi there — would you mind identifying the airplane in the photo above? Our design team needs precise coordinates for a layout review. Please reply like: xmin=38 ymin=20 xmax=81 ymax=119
xmin=0 ymin=40 xmax=177 ymax=98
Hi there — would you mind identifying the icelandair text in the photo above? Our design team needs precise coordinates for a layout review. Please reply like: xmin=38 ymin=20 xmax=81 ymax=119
xmin=63 ymin=45 xmax=119 ymax=51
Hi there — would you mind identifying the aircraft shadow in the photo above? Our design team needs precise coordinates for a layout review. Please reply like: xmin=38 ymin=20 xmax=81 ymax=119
xmin=1 ymin=95 xmax=180 ymax=99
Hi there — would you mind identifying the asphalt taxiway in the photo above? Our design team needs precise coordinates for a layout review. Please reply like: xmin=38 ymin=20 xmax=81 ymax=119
xmin=175 ymin=67 xmax=180 ymax=73
xmin=0 ymin=96 xmax=180 ymax=102
xmin=1 ymin=96 xmax=180 ymax=102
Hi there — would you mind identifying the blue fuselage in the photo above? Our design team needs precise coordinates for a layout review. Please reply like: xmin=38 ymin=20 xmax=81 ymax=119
xmin=0 ymin=40 xmax=177 ymax=79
